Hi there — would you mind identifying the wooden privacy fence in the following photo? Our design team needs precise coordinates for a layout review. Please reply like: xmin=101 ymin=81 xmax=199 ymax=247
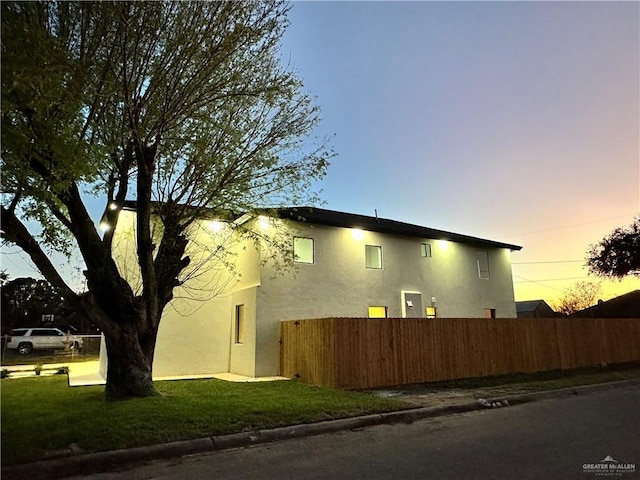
xmin=280 ymin=317 xmax=640 ymax=389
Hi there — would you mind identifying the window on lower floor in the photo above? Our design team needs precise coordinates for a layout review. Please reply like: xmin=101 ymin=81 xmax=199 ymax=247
xmin=365 ymin=244 xmax=383 ymax=269
xmin=368 ymin=306 xmax=388 ymax=318
xmin=293 ymin=237 xmax=314 ymax=264
xmin=483 ymin=308 xmax=496 ymax=319
xmin=426 ymin=306 xmax=437 ymax=318
xmin=235 ymin=304 xmax=244 ymax=344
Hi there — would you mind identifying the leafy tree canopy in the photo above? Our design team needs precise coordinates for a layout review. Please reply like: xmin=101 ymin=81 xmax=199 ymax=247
xmin=586 ymin=218 xmax=640 ymax=279
xmin=1 ymin=1 xmax=332 ymax=398
xmin=0 ymin=277 xmax=93 ymax=332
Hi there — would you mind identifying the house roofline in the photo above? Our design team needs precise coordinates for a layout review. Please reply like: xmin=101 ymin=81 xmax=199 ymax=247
xmin=274 ymin=207 xmax=523 ymax=251
xmin=119 ymin=202 xmax=522 ymax=251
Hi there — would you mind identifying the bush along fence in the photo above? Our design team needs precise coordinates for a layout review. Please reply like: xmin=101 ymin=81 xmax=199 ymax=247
xmin=280 ymin=317 xmax=640 ymax=389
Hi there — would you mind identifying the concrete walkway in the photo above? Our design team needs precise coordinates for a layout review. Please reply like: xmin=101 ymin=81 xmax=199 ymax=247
xmin=3 ymin=378 xmax=639 ymax=480
xmin=2 ymin=360 xmax=288 ymax=386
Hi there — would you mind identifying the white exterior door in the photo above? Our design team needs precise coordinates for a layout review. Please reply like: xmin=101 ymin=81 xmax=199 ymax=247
xmin=402 ymin=292 xmax=424 ymax=318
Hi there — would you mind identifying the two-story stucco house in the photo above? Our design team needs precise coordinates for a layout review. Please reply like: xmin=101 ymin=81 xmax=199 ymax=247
xmin=107 ymin=206 xmax=522 ymax=380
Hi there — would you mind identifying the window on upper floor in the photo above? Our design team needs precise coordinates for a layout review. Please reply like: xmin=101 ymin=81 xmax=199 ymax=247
xmin=293 ymin=237 xmax=314 ymax=264
xmin=421 ymin=243 xmax=432 ymax=258
xmin=477 ymin=250 xmax=490 ymax=279
xmin=365 ymin=244 xmax=382 ymax=269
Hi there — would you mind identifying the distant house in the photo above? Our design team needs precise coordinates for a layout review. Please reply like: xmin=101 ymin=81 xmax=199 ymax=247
xmin=516 ymin=300 xmax=557 ymax=318
xmin=106 ymin=206 xmax=522 ymax=379
xmin=570 ymin=290 xmax=640 ymax=318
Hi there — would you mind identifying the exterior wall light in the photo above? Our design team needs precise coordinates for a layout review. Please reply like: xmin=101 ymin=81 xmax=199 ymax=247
xmin=99 ymin=221 xmax=111 ymax=232
xmin=350 ymin=228 xmax=364 ymax=241
xmin=437 ymin=240 xmax=449 ymax=250
xmin=259 ymin=216 xmax=270 ymax=230
xmin=209 ymin=220 xmax=223 ymax=233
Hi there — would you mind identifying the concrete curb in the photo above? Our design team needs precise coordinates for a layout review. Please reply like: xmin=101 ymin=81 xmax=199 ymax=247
xmin=3 ymin=378 xmax=639 ymax=480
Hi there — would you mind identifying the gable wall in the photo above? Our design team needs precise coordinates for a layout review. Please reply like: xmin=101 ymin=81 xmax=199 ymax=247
xmin=110 ymin=212 xmax=263 ymax=378
xmin=254 ymin=220 xmax=517 ymax=376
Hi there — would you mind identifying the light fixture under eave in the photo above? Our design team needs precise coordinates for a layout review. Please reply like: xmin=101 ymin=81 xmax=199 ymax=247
xmin=99 ymin=221 xmax=111 ymax=232
xmin=436 ymin=239 xmax=449 ymax=250
xmin=350 ymin=228 xmax=364 ymax=241
xmin=209 ymin=220 xmax=224 ymax=233
xmin=258 ymin=216 xmax=270 ymax=230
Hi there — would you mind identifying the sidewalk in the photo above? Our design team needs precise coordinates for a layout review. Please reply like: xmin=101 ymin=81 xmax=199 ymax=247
xmin=2 ymin=360 xmax=289 ymax=386
xmin=3 ymin=377 xmax=639 ymax=480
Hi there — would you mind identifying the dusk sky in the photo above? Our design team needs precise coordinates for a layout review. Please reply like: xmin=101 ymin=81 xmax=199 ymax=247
xmin=2 ymin=1 xmax=639 ymax=307
xmin=280 ymin=0 xmax=640 ymax=305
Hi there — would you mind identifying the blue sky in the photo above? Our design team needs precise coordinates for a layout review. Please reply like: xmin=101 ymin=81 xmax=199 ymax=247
xmin=279 ymin=0 xmax=640 ymax=303
xmin=2 ymin=1 xmax=639 ymax=305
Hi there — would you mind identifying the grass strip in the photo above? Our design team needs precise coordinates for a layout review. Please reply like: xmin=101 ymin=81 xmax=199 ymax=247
xmin=1 ymin=376 xmax=405 ymax=465
xmin=375 ymin=363 xmax=640 ymax=393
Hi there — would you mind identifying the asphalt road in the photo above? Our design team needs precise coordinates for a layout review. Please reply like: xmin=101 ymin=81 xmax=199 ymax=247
xmin=68 ymin=385 xmax=639 ymax=480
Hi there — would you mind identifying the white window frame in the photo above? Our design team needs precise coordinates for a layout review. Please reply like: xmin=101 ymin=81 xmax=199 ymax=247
xmin=477 ymin=250 xmax=490 ymax=279
xmin=293 ymin=237 xmax=314 ymax=264
xmin=365 ymin=244 xmax=383 ymax=269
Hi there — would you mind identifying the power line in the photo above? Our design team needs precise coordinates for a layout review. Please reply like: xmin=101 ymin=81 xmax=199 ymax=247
xmin=512 ymin=275 xmax=566 ymax=292
xmin=495 ymin=213 xmax=638 ymax=239
xmin=512 ymin=260 xmax=583 ymax=265
xmin=513 ymin=275 xmax=589 ymax=284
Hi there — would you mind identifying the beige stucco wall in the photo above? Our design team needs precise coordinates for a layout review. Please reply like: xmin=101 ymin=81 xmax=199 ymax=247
xmin=152 ymin=292 xmax=232 ymax=377
xmin=154 ymin=221 xmax=264 ymax=377
xmin=108 ymin=212 xmax=263 ymax=378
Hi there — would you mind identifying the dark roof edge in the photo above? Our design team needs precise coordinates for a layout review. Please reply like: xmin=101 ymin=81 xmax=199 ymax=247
xmin=276 ymin=207 xmax=522 ymax=251
xmin=119 ymin=202 xmax=522 ymax=251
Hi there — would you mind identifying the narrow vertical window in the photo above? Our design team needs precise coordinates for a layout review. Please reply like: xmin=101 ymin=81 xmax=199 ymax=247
xmin=477 ymin=250 xmax=490 ymax=279
xmin=235 ymin=304 xmax=244 ymax=344
xmin=365 ymin=245 xmax=382 ymax=269
xmin=421 ymin=243 xmax=432 ymax=258
xmin=293 ymin=237 xmax=314 ymax=264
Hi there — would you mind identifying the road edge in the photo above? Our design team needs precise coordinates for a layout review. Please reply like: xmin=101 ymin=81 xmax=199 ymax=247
xmin=3 ymin=378 xmax=639 ymax=480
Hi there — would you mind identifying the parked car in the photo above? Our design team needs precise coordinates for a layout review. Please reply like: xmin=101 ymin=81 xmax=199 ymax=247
xmin=43 ymin=323 xmax=79 ymax=334
xmin=6 ymin=328 xmax=83 ymax=355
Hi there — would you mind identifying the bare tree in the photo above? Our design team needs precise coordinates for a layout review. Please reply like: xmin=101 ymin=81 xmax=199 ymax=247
xmin=554 ymin=281 xmax=602 ymax=316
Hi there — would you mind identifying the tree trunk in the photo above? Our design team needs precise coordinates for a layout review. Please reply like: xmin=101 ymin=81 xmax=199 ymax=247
xmin=102 ymin=323 xmax=158 ymax=399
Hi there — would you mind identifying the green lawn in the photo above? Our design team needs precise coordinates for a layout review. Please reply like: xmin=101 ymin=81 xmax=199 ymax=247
xmin=1 ymin=376 xmax=406 ymax=465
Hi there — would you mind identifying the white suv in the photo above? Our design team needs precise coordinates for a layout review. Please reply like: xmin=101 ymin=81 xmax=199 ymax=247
xmin=6 ymin=328 xmax=83 ymax=355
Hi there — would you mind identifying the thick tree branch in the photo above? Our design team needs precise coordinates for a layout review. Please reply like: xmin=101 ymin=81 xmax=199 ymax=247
xmin=1 ymin=206 xmax=77 ymax=300
xmin=135 ymin=142 xmax=160 ymax=324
